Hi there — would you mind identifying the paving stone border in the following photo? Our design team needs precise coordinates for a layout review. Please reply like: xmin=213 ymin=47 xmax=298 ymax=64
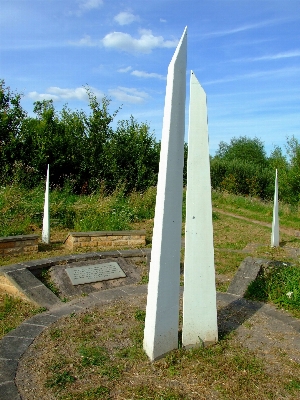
xmin=0 ymin=248 xmax=151 ymax=309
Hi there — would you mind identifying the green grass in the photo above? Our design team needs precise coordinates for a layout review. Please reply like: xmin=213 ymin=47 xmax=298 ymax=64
xmin=245 ymin=262 xmax=300 ymax=317
xmin=0 ymin=294 xmax=45 ymax=338
xmin=21 ymin=300 xmax=300 ymax=400
xmin=212 ymin=189 xmax=300 ymax=229
xmin=0 ymin=184 xmax=157 ymax=236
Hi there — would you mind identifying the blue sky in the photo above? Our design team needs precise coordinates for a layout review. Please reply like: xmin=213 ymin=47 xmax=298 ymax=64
xmin=1 ymin=0 xmax=300 ymax=155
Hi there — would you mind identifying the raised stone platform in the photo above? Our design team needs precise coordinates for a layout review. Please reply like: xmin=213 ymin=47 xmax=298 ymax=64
xmin=64 ymin=230 xmax=146 ymax=250
xmin=0 ymin=235 xmax=38 ymax=257
xmin=0 ymin=249 xmax=151 ymax=308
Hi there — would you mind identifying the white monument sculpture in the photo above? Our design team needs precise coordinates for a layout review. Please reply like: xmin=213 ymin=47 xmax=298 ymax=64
xmin=182 ymin=72 xmax=218 ymax=348
xmin=143 ymin=27 xmax=187 ymax=361
xmin=271 ymin=169 xmax=279 ymax=247
xmin=42 ymin=164 xmax=50 ymax=244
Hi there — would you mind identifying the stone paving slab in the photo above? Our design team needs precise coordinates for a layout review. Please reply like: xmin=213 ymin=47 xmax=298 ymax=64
xmin=23 ymin=284 xmax=61 ymax=308
xmin=0 ymin=381 xmax=21 ymax=400
xmin=0 ymin=359 xmax=19 ymax=382
xmin=0 ymin=336 xmax=34 ymax=360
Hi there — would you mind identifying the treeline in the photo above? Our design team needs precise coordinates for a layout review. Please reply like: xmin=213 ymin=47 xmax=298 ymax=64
xmin=210 ymin=136 xmax=300 ymax=205
xmin=0 ymin=80 xmax=160 ymax=193
xmin=1 ymin=79 xmax=300 ymax=204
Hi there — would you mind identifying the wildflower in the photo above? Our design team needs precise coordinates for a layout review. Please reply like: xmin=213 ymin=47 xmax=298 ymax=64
xmin=286 ymin=291 xmax=293 ymax=299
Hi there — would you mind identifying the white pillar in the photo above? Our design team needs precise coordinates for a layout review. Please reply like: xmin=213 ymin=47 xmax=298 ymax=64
xmin=182 ymin=71 xmax=218 ymax=348
xmin=42 ymin=164 xmax=50 ymax=244
xmin=143 ymin=27 xmax=187 ymax=361
xmin=271 ymin=169 xmax=279 ymax=247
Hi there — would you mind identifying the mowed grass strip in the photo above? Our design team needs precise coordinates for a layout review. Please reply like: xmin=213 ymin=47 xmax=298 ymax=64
xmin=16 ymin=298 xmax=300 ymax=400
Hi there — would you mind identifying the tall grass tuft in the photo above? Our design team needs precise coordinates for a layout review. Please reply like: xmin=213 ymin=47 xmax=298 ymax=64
xmin=245 ymin=262 xmax=300 ymax=316
xmin=0 ymin=184 xmax=157 ymax=236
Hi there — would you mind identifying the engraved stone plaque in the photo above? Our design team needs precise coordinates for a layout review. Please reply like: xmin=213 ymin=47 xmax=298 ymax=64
xmin=65 ymin=262 xmax=126 ymax=285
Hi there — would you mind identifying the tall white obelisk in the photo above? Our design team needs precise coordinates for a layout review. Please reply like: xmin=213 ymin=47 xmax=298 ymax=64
xmin=182 ymin=71 xmax=218 ymax=348
xmin=271 ymin=169 xmax=279 ymax=247
xmin=42 ymin=164 xmax=50 ymax=244
xmin=143 ymin=27 xmax=187 ymax=361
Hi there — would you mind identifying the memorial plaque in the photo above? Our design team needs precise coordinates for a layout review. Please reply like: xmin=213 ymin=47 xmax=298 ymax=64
xmin=65 ymin=262 xmax=126 ymax=285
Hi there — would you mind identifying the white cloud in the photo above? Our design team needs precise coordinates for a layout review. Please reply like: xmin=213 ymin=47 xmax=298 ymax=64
xmin=160 ymin=18 xmax=167 ymax=23
xmin=204 ymin=18 xmax=288 ymax=38
xmin=204 ymin=67 xmax=300 ymax=85
xmin=71 ymin=0 xmax=103 ymax=16
xmin=118 ymin=66 xmax=132 ymax=73
xmin=28 ymin=92 xmax=59 ymax=101
xmin=232 ymin=50 xmax=300 ymax=62
xmin=27 ymin=86 xmax=103 ymax=102
xmin=78 ymin=0 xmax=103 ymax=11
xmin=102 ymin=29 xmax=178 ymax=54
xmin=108 ymin=87 xmax=149 ymax=104
xmin=72 ymin=34 xmax=99 ymax=47
xmin=131 ymin=70 xmax=166 ymax=80
xmin=114 ymin=11 xmax=140 ymax=26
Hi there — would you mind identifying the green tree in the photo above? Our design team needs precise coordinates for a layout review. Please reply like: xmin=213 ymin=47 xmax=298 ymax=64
xmin=104 ymin=116 xmax=160 ymax=192
xmin=285 ymin=136 xmax=300 ymax=205
xmin=215 ymin=136 xmax=268 ymax=166
xmin=80 ymin=90 xmax=120 ymax=192
xmin=0 ymin=80 xmax=27 ymax=181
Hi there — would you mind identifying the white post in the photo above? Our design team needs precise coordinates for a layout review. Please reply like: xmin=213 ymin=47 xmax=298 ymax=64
xmin=143 ymin=27 xmax=187 ymax=361
xmin=42 ymin=164 xmax=50 ymax=244
xmin=182 ymin=71 xmax=218 ymax=348
xmin=271 ymin=169 xmax=279 ymax=247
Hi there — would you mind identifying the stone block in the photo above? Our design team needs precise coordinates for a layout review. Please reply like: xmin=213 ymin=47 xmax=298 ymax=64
xmin=97 ymin=241 xmax=113 ymax=247
xmin=129 ymin=239 xmax=145 ymax=246
xmin=96 ymin=236 xmax=111 ymax=242
xmin=23 ymin=239 xmax=38 ymax=246
xmin=110 ymin=236 xmax=124 ymax=241
xmin=24 ymin=245 xmax=38 ymax=253
xmin=112 ymin=240 xmax=129 ymax=247
xmin=91 ymin=236 xmax=100 ymax=241
xmin=0 ymin=336 xmax=33 ymax=359
xmin=78 ymin=241 xmax=94 ymax=247
xmin=130 ymin=235 xmax=144 ymax=240
xmin=0 ymin=241 xmax=15 ymax=249
xmin=78 ymin=236 xmax=91 ymax=242
xmin=3 ymin=247 xmax=23 ymax=255
xmin=0 ymin=381 xmax=21 ymax=400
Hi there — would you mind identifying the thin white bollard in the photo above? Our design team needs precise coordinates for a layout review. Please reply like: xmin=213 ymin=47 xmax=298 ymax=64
xmin=271 ymin=169 xmax=279 ymax=247
xmin=182 ymin=71 xmax=218 ymax=348
xmin=143 ymin=27 xmax=187 ymax=361
xmin=42 ymin=164 xmax=50 ymax=244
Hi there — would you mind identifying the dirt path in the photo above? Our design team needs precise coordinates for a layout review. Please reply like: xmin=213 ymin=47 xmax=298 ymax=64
xmin=213 ymin=208 xmax=300 ymax=237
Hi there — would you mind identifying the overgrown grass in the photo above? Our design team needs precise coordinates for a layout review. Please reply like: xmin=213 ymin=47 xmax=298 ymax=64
xmin=245 ymin=262 xmax=300 ymax=318
xmin=0 ymin=294 xmax=45 ymax=339
xmin=0 ymin=184 xmax=157 ymax=236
